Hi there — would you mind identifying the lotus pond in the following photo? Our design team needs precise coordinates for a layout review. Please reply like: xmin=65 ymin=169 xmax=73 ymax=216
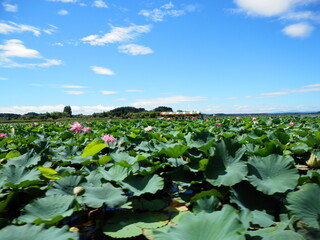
xmin=0 ymin=116 xmax=320 ymax=239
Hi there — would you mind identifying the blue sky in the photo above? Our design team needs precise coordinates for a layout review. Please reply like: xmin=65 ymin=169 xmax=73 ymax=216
xmin=1 ymin=0 xmax=320 ymax=114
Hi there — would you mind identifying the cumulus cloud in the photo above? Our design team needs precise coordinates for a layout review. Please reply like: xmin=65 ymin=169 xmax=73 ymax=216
xmin=91 ymin=66 xmax=114 ymax=75
xmin=93 ymin=0 xmax=108 ymax=8
xmin=131 ymin=95 xmax=206 ymax=108
xmin=139 ymin=2 xmax=187 ymax=22
xmin=101 ymin=90 xmax=117 ymax=95
xmin=2 ymin=3 xmax=18 ymax=12
xmin=0 ymin=39 xmax=62 ymax=68
xmin=282 ymin=22 xmax=314 ymax=37
xmin=233 ymin=0 xmax=318 ymax=38
xmin=118 ymin=44 xmax=153 ymax=55
xmin=261 ymin=83 xmax=320 ymax=96
xmin=58 ymin=9 xmax=69 ymax=15
xmin=81 ymin=25 xmax=151 ymax=46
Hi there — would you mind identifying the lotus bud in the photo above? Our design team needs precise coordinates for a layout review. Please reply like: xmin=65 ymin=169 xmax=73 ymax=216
xmin=73 ymin=186 xmax=85 ymax=197
xmin=69 ymin=227 xmax=79 ymax=232
xmin=306 ymin=153 xmax=320 ymax=168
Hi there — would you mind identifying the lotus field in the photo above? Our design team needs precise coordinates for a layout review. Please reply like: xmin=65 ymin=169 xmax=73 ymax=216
xmin=1 ymin=116 xmax=320 ymax=240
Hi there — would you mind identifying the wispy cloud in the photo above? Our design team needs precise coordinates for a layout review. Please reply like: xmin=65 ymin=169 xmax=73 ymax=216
xmin=131 ymin=95 xmax=207 ymax=108
xmin=139 ymin=2 xmax=195 ymax=22
xmin=64 ymin=91 xmax=85 ymax=95
xmin=0 ymin=39 xmax=62 ymax=68
xmin=91 ymin=66 xmax=114 ymax=75
xmin=81 ymin=25 xmax=151 ymax=46
xmin=92 ymin=0 xmax=108 ymax=8
xmin=101 ymin=90 xmax=117 ymax=95
xmin=282 ymin=22 xmax=314 ymax=38
xmin=118 ymin=44 xmax=153 ymax=55
xmin=58 ymin=9 xmax=69 ymax=15
xmin=0 ymin=21 xmax=57 ymax=36
xmin=0 ymin=21 xmax=41 ymax=36
xmin=2 ymin=3 xmax=18 ymax=12
xmin=126 ymin=89 xmax=144 ymax=93
xmin=261 ymin=83 xmax=320 ymax=96
xmin=0 ymin=77 xmax=8 ymax=80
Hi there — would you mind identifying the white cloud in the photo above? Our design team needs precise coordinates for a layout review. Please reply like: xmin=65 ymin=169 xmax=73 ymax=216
xmin=261 ymin=83 xmax=320 ymax=96
xmin=131 ymin=95 xmax=207 ymax=108
xmin=118 ymin=44 xmax=153 ymax=55
xmin=233 ymin=0 xmax=312 ymax=17
xmin=139 ymin=2 xmax=186 ymax=22
xmin=93 ymin=0 xmax=108 ymax=8
xmin=282 ymin=22 xmax=314 ymax=37
xmin=101 ymin=90 xmax=117 ymax=95
xmin=91 ymin=66 xmax=114 ymax=75
xmin=64 ymin=91 xmax=85 ymax=95
xmin=81 ymin=25 xmax=151 ymax=46
xmin=58 ymin=9 xmax=69 ymax=15
xmin=60 ymin=85 xmax=87 ymax=89
xmin=0 ymin=77 xmax=8 ymax=80
xmin=0 ymin=39 xmax=41 ymax=58
xmin=54 ymin=42 xmax=64 ymax=47
xmin=281 ymin=11 xmax=320 ymax=21
xmin=0 ymin=21 xmax=42 ymax=36
xmin=0 ymin=39 xmax=62 ymax=68
xmin=126 ymin=89 xmax=144 ymax=92
xmin=2 ymin=3 xmax=18 ymax=12
xmin=0 ymin=104 xmax=118 ymax=115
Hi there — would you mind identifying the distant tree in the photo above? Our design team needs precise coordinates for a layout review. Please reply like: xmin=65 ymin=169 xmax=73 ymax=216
xmin=153 ymin=106 xmax=173 ymax=112
xmin=63 ymin=105 xmax=72 ymax=117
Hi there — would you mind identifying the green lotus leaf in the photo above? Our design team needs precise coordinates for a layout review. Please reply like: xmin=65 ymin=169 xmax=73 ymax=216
xmin=247 ymin=154 xmax=299 ymax=195
xmin=121 ymin=174 xmax=164 ymax=196
xmin=99 ymin=165 xmax=132 ymax=182
xmin=0 ymin=224 xmax=78 ymax=240
xmin=154 ymin=205 xmax=245 ymax=240
xmin=204 ymin=139 xmax=247 ymax=186
xmin=162 ymin=144 xmax=189 ymax=158
xmin=110 ymin=152 xmax=136 ymax=164
xmin=7 ymin=151 xmax=41 ymax=168
xmin=287 ymin=183 xmax=320 ymax=229
xmin=246 ymin=221 xmax=304 ymax=240
xmin=1 ymin=165 xmax=41 ymax=188
xmin=80 ymin=183 xmax=127 ymax=208
xmin=103 ymin=212 xmax=168 ymax=238
xmin=82 ymin=140 xmax=107 ymax=158
xmin=18 ymin=195 xmax=75 ymax=224
xmin=46 ymin=175 xmax=85 ymax=196
xmin=192 ymin=196 xmax=219 ymax=214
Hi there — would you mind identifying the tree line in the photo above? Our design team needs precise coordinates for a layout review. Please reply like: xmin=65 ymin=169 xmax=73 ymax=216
xmin=0 ymin=106 xmax=173 ymax=121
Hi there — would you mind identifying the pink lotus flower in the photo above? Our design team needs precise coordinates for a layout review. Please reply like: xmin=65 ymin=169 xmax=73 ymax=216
xmin=167 ymin=118 xmax=171 ymax=120
xmin=212 ymin=114 xmax=217 ymax=118
xmin=0 ymin=133 xmax=7 ymax=137
xmin=144 ymin=126 xmax=153 ymax=131
xmin=33 ymin=122 xmax=39 ymax=126
xmin=55 ymin=122 xmax=60 ymax=125
xmin=191 ymin=117 xmax=195 ymax=120
xmin=70 ymin=121 xmax=82 ymax=133
xmin=216 ymin=123 xmax=222 ymax=126
xmin=83 ymin=127 xmax=91 ymax=132
xmin=101 ymin=134 xmax=116 ymax=143
xmin=252 ymin=117 xmax=257 ymax=121
xmin=236 ymin=117 xmax=240 ymax=120
xmin=289 ymin=121 xmax=295 ymax=126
